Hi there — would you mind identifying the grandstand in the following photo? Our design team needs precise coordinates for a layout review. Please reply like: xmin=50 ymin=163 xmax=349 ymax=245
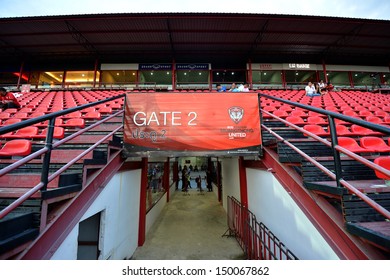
xmin=0 ymin=13 xmax=389 ymax=260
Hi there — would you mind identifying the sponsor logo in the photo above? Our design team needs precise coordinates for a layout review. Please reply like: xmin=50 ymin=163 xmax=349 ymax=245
xmin=228 ymin=106 xmax=244 ymax=124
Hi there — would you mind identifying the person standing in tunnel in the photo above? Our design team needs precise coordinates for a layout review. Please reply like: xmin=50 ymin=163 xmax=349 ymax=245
xmin=206 ymin=169 xmax=212 ymax=192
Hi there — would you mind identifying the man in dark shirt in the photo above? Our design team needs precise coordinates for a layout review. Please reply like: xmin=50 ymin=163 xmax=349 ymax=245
xmin=0 ymin=87 xmax=21 ymax=109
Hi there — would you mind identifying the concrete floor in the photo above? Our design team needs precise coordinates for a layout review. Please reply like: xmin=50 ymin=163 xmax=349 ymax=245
xmin=132 ymin=189 xmax=245 ymax=260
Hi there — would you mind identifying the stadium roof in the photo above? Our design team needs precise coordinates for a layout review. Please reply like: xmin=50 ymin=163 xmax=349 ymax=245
xmin=1 ymin=13 xmax=389 ymax=69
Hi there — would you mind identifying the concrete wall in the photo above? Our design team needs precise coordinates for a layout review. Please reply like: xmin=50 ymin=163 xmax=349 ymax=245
xmin=51 ymin=169 xmax=142 ymax=260
xmin=145 ymin=192 xmax=167 ymax=235
xmin=246 ymin=168 xmax=339 ymax=260
xmin=220 ymin=158 xmax=240 ymax=211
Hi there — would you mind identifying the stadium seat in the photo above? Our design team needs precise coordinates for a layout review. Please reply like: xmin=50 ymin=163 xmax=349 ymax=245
xmin=2 ymin=126 xmax=39 ymax=138
xmin=359 ymin=110 xmax=374 ymax=118
xmin=308 ymin=111 xmax=325 ymax=117
xmin=373 ymin=156 xmax=390 ymax=180
xmin=38 ymin=127 xmax=65 ymax=139
xmin=360 ymin=136 xmax=390 ymax=153
xmin=98 ymin=107 xmax=113 ymax=114
xmin=60 ymin=118 xmax=85 ymax=128
xmin=290 ymin=109 xmax=307 ymax=117
xmin=374 ymin=110 xmax=388 ymax=118
xmin=1 ymin=118 xmax=22 ymax=126
xmin=337 ymin=137 xmax=368 ymax=153
xmin=343 ymin=110 xmax=358 ymax=117
xmin=29 ymin=112 xmax=46 ymax=118
xmin=303 ymin=124 xmax=329 ymax=137
xmin=0 ymin=139 xmax=32 ymax=156
xmin=279 ymin=105 xmax=293 ymax=112
xmin=350 ymin=124 xmax=381 ymax=136
xmin=285 ymin=116 xmax=306 ymax=125
xmin=366 ymin=116 xmax=384 ymax=124
xmin=12 ymin=112 xmax=28 ymax=119
xmin=335 ymin=125 xmax=354 ymax=136
xmin=272 ymin=110 xmax=289 ymax=118
xmin=307 ymin=116 xmax=328 ymax=125
xmin=83 ymin=111 xmax=101 ymax=120
xmin=0 ymin=112 xmax=10 ymax=119
xmin=63 ymin=111 xmax=82 ymax=118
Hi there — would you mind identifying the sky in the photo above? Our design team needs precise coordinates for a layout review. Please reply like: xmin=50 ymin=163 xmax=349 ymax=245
xmin=0 ymin=0 xmax=389 ymax=20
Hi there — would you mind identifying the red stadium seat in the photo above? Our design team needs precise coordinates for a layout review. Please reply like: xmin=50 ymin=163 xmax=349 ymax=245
xmin=279 ymin=105 xmax=293 ymax=112
xmin=350 ymin=124 xmax=382 ymax=136
xmin=337 ymin=137 xmax=368 ymax=153
xmin=38 ymin=127 xmax=65 ymax=139
xmin=98 ymin=107 xmax=113 ymax=114
xmin=12 ymin=112 xmax=28 ymax=119
xmin=303 ymin=124 xmax=329 ymax=137
xmin=373 ymin=157 xmax=390 ymax=180
xmin=307 ymin=116 xmax=328 ymax=125
xmin=29 ymin=112 xmax=46 ymax=118
xmin=374 ymin=110 xmax=388 ymax=118
xmin=1 ymin=118 xmax=22 ymax=126
xmin=359 ymin=110 xmax=373 ymax=118
xmin=343 ymin=110 xmax=358 ymax=117
xmin=0 ymin=139 xmax=32 ymax=156
xmin=360 ymin=137 xmax=390 ymax=153
xmin=308 ymin=111 xmax=325 ymax=117
xmin=272 ymin=110 xmax=289 ymax=118
xmin=2 ymin=126 xmax=38 ymax=138
xmin=0 ymin=112 xmax=10 ymax=119
xmin=83 ymin=111 xmax=101 ymax=120
xmin=285 ymin=116 xmax=306 ymax=125
xmin=290 ymin=109 xmax=307 ymax=117
xmin=366 ymin=116 xmax=384 ymax=124
xmin=335 ymin=125 xmax=353 ymax=136
xmin=60 ymin=118 xmax=85 ymax=128
xmin=63 ymin=111 xmax=82 ymax=118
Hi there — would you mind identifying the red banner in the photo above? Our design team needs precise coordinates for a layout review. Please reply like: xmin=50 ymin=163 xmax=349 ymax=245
xmin=123 ymin=93 xmax=261 ymax=157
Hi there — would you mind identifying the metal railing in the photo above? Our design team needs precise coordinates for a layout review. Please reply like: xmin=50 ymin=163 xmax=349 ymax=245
xmin=0 ymin=93 xmax=125 ymax=220
xmin=259 ymin=93 xmax=390 ymax=221
xmin=226 ymin=196 xmax=298 ymax=260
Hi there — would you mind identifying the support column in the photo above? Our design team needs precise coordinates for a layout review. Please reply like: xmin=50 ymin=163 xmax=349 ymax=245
xmin=248 ymin=60 xmax=253 ymax=90
xmin=238 ymin=156 xmax=248 ymax=208
xmin=16 ymin=61 xmax=24 ymax=89
xmin=322 ymin=59 xmax=328 ymax=83
xmin=93 ymin=58 xmax=99 ymax=88
xmin=172 ymin=60 xmax=176 ymax=91
xmin=281 ymin=70 xmax=287 ymax=89
xmin=61 ymin=71 xmax=66 ymax=88
xmin=173 ymin=160 xmax=179 ymax=190
xmin=165 ymin=158 xmax=170 ymax=202
xmin=209 ymin=68 xmax=213 ymax=91
xmin=217 ymin=160 xmax=222 ymax=203
xmin=348 ymin=71 xmax=354 ymax=88
xmin=138 ymin=157 xmax=148 ymax=246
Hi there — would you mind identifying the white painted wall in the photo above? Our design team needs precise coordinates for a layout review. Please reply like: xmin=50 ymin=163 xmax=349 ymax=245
xmin=220 ymin=158 xmax=240 ymax=211
xmin=51 ymin=169 xmax=142 ymax=260
xmin=145 ymin=193 xmax=167 ymax=234
xmin=246 ymin=168 xmax=339 ymax=260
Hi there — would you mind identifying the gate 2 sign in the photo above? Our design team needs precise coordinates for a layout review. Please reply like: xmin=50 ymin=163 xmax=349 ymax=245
xmin=123 ymin=93 xmax=262 ymax=157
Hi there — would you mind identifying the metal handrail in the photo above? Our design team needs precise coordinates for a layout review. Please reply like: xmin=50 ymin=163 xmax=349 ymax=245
xmin=0 ymin=94 xmax=125 ymax=135
xmin=259 ymin=93 xmax=390 ymax=134
xmin=0 ymin=94 xmax=125 ymax=220
xmin=259 ymin=93 xmax=390 ymax=220
xmin=227 ymin=196 xmax=298 ymax=260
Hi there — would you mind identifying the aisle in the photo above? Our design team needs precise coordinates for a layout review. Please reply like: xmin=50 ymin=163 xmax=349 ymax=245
xmin=131 ymin=189 xmax=244 ymax=260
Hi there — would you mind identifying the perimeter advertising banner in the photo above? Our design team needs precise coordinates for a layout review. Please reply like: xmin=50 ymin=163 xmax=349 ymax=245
xmin=123 ymin=93 xmax=261 ymax=157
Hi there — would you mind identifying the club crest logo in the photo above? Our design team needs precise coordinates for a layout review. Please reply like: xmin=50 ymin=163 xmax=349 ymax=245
xmin=228 ymin=106 xmax=244 ymax=124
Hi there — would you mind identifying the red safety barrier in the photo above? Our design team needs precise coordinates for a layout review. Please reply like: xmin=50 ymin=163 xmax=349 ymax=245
xmin=226 ymin=196 xmax=298 ymax=260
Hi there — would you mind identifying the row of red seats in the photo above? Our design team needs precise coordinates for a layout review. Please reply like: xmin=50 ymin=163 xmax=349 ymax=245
xmin=0 ymin=118 xmax=85 ymax=128
xmin=1 ymin=126 xmax=65 ymax=139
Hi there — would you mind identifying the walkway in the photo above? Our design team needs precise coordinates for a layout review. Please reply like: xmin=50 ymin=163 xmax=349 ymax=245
xmin=132 ymin=189 xmax=245 ymax=260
